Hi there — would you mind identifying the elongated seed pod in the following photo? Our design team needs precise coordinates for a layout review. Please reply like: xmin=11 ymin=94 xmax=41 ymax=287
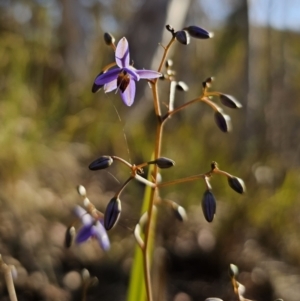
xmin=104 ymin=197 xmax=121 ymax=230
xmin=202 ymin=190 xmax=216 ymax=222
xmin=214 ymin=111 xmax=232 ymax=132
xmin=89 ymin=156 xmax=113 ymax=170
xmin=219 ymin=94 xmax=242 ymax=109
xmin=228 ymin=176 xmax=245 ymax=194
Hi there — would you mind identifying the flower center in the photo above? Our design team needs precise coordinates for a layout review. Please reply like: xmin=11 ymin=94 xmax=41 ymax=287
xmin=117 ymin=70 xmax=130 ymax=93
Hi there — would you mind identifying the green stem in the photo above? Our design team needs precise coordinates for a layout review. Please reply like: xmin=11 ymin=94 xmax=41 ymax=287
xmin=142 ymin=123 xmax=163 ymax=301
xmin=141 ymin=34 xmax=190 ymax=301
xmin=141 ymin=37 xmax=176 ymax=301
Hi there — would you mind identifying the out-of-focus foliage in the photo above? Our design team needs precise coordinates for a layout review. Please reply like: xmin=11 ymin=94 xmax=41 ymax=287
xmin=0 ymin=0 xmax=300 ymax=300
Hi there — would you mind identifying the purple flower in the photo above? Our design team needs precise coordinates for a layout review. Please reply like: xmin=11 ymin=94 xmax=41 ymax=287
xmin=94 ymin=37 xmax=162 ymax=106
xmin=74 ymin=205 xmax=110 ymax=251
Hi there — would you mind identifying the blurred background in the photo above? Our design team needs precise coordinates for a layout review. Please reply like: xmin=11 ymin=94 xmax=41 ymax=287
xmin=0 ymin=0 xmax=300 ymax=300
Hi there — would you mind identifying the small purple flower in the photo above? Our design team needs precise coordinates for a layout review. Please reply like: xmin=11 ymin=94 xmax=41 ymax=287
xmin=94 ymin=37 xmax=162 ymax=106
xmin=74 ymin=206 xmax=110 ymax=251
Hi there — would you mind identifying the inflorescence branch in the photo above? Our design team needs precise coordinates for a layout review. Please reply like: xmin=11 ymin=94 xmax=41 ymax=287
xmin=67 ymin=23 xmax=246 ymax=301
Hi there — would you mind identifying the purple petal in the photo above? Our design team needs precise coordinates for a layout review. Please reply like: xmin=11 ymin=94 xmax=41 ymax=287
xmin=81 ymin=213 xmax=94 ymax=226
xmin=135 ymin=69 xmax=162 ymax=79
xmin=95 ymin=68 xmax=120 ymax=85
xmin=115 ymin=37 xmax=130 ymax=68
xmin=74 ymin=205 xmax=87 ymax=218
xmin=74 ymin=206 xmax=93 ymax=226
xmin=104 ymin=79 xmax=117 ymax=93
xmin=120 ymin=79 xmax=136 ymax=106
xmin=92 ymin=221 xmax=110 ymax=251
xmin=76 ymin=224 xmax=93 ymax=243
xmin=124 ymin=67 xmax=140 ymax=81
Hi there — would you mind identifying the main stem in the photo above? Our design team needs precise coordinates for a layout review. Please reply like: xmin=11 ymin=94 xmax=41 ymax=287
xmin=142 ymin=122 xmax=163 ymax=301
xmin=142 ymin=36 xmax=175 ymax=301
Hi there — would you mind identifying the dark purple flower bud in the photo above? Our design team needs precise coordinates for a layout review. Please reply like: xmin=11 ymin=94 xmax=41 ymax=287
xmin=175 ymin=30 xmax=190 ymax=45
xmin=219 ymin=94 xmax=242 ymax=109
xmin=202 ymin=190 xmax=216 ymax=222
xmin=104 ymin=197 xmax=121 ymax=230
xmin=228 ymin=263 xmax=239 ymax=278
xmin=92 ymin=221 xmax=110 ymax=250
xmin=214 ymin=111 xmax=232 ymax=132
xmin=149 ymin=157 xmax=175 ymax=169
xmin=92 ymin=71 xmax=104 ymax=93
xmin=176 ymin=81 xmax=189 ymax=92
xmin=89 ymin=156 xmax=113 ymax=171
xmin=228 ymin=176 xmax=245 ymax=194
xmin=173 ymin=204 xmax=187 ymax=222
xmin=185 ymin=26 xmax=213 ymax=39
xmin=103 ymin=32 xmax=115 ymax=45
xmin=64 ymin=226 xmax=76 ymax=248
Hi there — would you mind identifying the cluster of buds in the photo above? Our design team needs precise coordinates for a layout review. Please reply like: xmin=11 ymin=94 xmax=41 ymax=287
xmin=160 ymin=58 xmax=243 ymax=133
xmin=65 ymin=154 xmax=190 ymax=251
xmin=166 ymin=24 xmax=214 ymax=45
xmin=201 ymin=162 xmax=245 ymax=222
xmin=201 ymin=77 xmax=242 ymax=133
xmin=88 ymin=155 xmax=178 ymax=234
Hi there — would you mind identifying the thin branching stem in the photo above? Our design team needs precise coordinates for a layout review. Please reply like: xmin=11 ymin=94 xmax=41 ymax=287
xmin=115 ymin=176 xmax=134 ymax=198
xmin=157 ymin=173 xmax=207 ymax=188
xmin=201 ymin=97 xmax=220 ymax=111
xmin=162 ymin=93 xmax=222 ymax=122
xmin=111 ymin=155 xmax=133 ymax=168
xmin=1 ymin=263 xmax=18 ymax=301
xmin=213 ymin=168 xmax=232 ymax=178
xmin=134 ymin=174 xmax=156 ymax=188
xmin=162 ymin=97 xmax=201 ymax=122
xmin=156 ymin=37 xmax=176 ymax=75
xmin=205 ymin=91 xmax=221 ymax=97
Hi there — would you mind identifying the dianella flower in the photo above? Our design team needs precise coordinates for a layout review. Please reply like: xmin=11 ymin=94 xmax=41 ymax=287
xmin=74 ymin=205 xmax=110 ymax=251
xmin=94 ymin=37 xmax=162 ymax=106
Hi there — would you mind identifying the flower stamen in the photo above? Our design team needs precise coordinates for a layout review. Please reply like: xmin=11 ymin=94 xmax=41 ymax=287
xmin=117 ymin=70 xmax=130 ymax=93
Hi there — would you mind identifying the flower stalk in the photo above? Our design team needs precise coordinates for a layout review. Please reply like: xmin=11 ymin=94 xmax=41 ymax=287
xmin=87 ymin=25 xmax=244 ymax=301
